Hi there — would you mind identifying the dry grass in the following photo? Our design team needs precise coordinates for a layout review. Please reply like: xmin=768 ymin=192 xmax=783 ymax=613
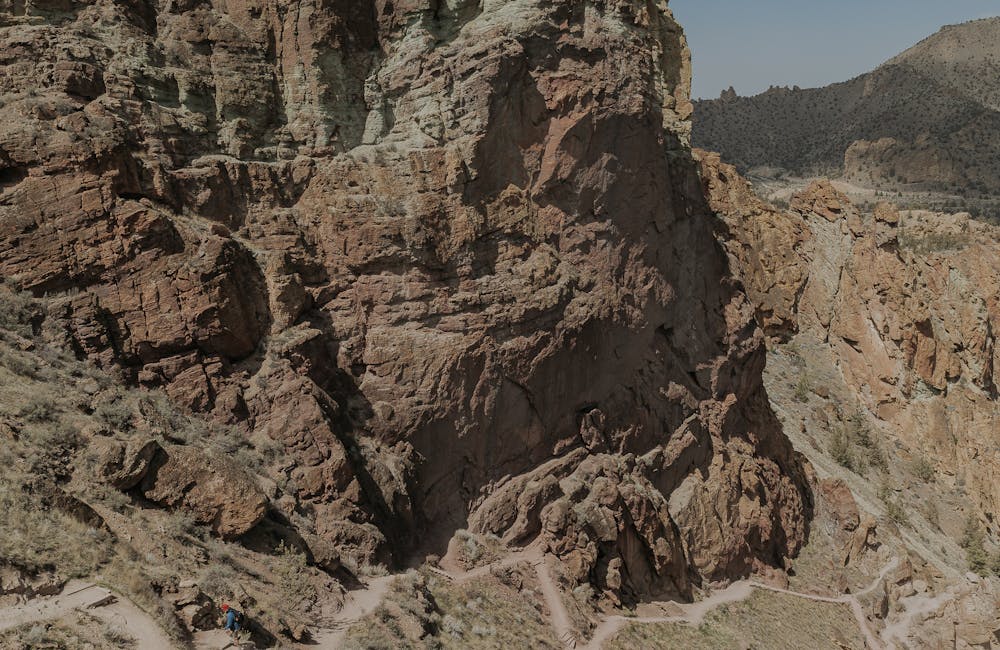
xmin=425 ymin=570 xmax=562 ymax=650
xmin=606 ymin=590 xmax=865 ymax=650
xmin=342 ymin=564 xmax=563 ymax=650
xmin=451 ymin=530 xmax=507 ymax=570
xmin=0 ymin=287 xmax=337 ymax=647
xmin=0 ymin=611 xmax=135 ymax=650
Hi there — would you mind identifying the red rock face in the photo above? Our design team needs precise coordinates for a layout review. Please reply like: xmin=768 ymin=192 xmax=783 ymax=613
xmin=0 ymin=0 xmax=811 ymax=597
xmin=699 ymin=150 xmax=1000 ymax=547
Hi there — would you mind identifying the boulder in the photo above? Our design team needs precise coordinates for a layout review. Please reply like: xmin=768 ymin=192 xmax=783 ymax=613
xmin=93 ymin=438 xmax=161 ymax=490
xmin=140 ymin=445 xmax=268 ymax=539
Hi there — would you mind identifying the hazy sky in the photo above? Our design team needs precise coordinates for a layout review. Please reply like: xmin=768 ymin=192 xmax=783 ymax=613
xmin=671 ymin=0 xmax=1000 ymax=99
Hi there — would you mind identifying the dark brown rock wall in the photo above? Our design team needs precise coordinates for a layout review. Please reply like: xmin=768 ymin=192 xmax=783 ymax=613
xmin=0 ymin=0 xmax=811 ymax=596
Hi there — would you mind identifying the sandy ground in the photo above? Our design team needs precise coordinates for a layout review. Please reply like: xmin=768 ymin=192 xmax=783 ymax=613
xmin=0 ymin=580 xmax=175 ymax=649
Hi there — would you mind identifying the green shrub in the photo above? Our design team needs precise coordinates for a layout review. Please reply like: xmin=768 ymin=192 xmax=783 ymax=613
xmin=95 ymin=398 xmax=134 ymax=433
xmin=829 ymin=429 xmax=855 ymax=471
xmin=200 ymin=564 xmax=239 ymax=600
xmin=878 ymin=482 xmax=908 ymax=526
xmin=961 ymin=515 xmax=990 ymax=575
xmin=0 ymin=283 xmax=38 ymax=337
xmin=885 ymin=499 xmax=908 ymax=526
xmin=793 ymin=375 xmax=811 ymax=402
xmin=0 ymin=349 xmax=41 ymax=377
xmin=18 ymin=394 xmax=55 ymax=422
xmin=912 ymin=456 xmax=935 ymax=483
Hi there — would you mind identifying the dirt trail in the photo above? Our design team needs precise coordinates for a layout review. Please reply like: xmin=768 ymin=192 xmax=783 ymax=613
xmin=304 ymin=544 xmax=575 ymax=649
xmin=300 ymin=544 xmax=905 ymax=650
xmin=306 ymin=574 xmax=396 ymax=649
xmin=585 ymin=559 xmax=900 ymax=650
xmin=584 ymin=581 xmax=755 ymax=650
xmin=0 ymin=580 xmax=175 ymax=649
xmin=193 ymin=627 xmax=259 ymax=649
xmin=0 ymin=550 xmax=911 ymax=649
xmin=753 ymin=556 xmax=899 ymax=650
xmin=534 ymin=556 xmax=577 ymax=649
xmin=880 ymin=586 xmax=957 ymax=648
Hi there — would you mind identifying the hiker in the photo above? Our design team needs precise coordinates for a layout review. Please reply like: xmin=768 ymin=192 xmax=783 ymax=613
xmin=221 ymin=603 xmax=242 ymax=639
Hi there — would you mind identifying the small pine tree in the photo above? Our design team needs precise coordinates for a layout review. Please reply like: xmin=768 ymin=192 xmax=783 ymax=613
xmin=829 ymin=428 xmax=854 ymax=471
xmin=961 ymin=515 xmax=989 ymax=575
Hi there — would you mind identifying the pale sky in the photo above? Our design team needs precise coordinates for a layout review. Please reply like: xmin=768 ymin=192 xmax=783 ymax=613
xmin=670 ymin=0 xmax=1000 ymax=99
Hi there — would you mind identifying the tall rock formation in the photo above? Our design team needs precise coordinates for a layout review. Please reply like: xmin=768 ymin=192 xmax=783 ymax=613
xmin=699 ymin=149 xmax=1000 ymax=545
xmin=0 ymin=0 xmax=810 ymax=601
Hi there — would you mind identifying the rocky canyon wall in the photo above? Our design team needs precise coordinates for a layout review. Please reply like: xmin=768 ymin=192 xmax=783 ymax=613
xmin=0 ymin=0 xmax=811 ymax=602
xmin=699 ymin=149 xmax=1000 ymax=546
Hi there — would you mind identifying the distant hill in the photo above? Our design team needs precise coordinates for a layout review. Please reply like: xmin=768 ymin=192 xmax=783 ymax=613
xmin=693 ymin=17 xmax=1000 ymax=196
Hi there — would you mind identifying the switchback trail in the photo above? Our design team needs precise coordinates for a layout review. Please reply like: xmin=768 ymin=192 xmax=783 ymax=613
xmin=307 ymin=543 xmax=580 ymax=648
xmin=307 ymin=574 xmax=396 ymax=649
xmin=0 ymin=554 xmax=913 ymax=649
xmin=583 ymin=558 xmax=900 ymax=650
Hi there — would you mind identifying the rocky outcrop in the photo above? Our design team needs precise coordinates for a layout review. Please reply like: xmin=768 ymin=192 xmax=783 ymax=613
xmin=697 ymin=150 xmax=810 ymax=338
xmin=0 ymin=0 xmax=811 ymax=598
xmin=700 ymin=148 xmax=1000 ymax=648
xmin=0 ymin=564 xmax=64 ymax=605
xmin=92 ymin=436 xmax=267 ymax=538
xmin=139 ymin=444 xmax=268 ymax=539
xmin=93 ymin=437 xmax=160 ymax=490
xmin=700 ymin=147 xmax=1000 ymax=552
xmin=160 ymin=580 xmax=218 ymax=632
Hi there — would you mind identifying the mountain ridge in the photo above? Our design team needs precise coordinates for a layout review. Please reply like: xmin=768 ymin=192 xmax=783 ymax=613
xmin=693 ymin=16 xmax=1000 ymax=196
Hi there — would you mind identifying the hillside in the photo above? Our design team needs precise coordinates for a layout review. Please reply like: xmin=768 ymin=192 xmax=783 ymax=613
xmin=2 ymin=0 xmax=1000 ymax=648
xmin=0 ymin=0 xmax=813 ymax=647
xmin=693 ymin=17 xmax=1000 ymax=199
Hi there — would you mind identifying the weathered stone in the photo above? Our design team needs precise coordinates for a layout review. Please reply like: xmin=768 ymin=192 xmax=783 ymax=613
xmin=701 ymin=151 xmax=1000 ymax=534
xmin=93 ymin=438 xmax=160 ymax=490
xmin=0 ymin=0 xmax=811 ymax=595
xmin=0 ymin=564 xmax=65 ymax=602
xmin=140 ymin=445 xmax=268 ymax=539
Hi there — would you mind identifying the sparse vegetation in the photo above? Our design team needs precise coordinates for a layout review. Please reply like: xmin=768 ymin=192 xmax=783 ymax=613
xmin=898 ymin=230 xmax=970 ymax=253
xmin=694 ymin=19 xmax=1000 ymax=201
xmin=884 ymin=498 xmax=908 ymax=527
xmin=878 ymin=482 xmax=908 ymax=527
xmin=921 ymin=500 xmax=940 ymax=530
xmin=606 ymin=589 xmax=865 ymax=650
xmin=0 ymin=612 xmax=134 ymax=650
xmin=452 ymin=530 xmax=507 ymax=570
xmin=960 ymin=515 xmax=990 ymax=575
xmin=911 ymin=456 xmax=936 ymax=483
xmin=793 ymin=375 xmax=811 ymax=402
xmin=828 ymin=409 xmax=886 ymax=476
xmin=0 ymin=287 xmax=336 ymax=646
xmin=829 ymin=428 xmax=855 ymax=471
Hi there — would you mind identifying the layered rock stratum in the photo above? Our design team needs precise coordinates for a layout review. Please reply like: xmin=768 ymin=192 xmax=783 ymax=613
xmin=0 ymin=0 xmax=812 ymax=620
xmin=700 ymin=150 xmax=1000 ymax=536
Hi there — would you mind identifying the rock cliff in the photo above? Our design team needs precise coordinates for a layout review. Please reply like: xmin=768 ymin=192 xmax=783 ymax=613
xmin=698 ymin=150 xmax=1000 ymax=644
xmin=1 ymin=0 xmax=812 ymax=606
xmin=700 ymin=150 xmax=1000 ymax=538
